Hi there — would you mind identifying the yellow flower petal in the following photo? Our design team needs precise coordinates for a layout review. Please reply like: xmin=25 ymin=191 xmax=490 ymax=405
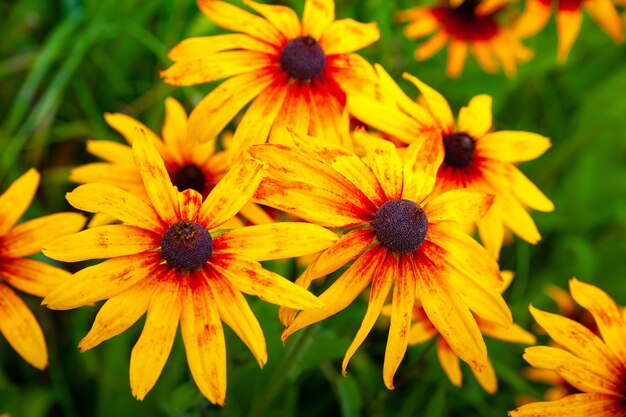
xmin=79 ymin=278 xmax=154 ymax=351
xmin=476 ymin=200 xmax=504 ymax=259
xmin=583 ymin=0 xmax=624 ymax=42
xmin=319 ymin=19 xmax=379 ymax=55
xmin=308 ymin=80 xmax=351 ymax=148
xmin=342 ymin=250 xmax=394 ymax=375
xmin=214 ymin=222 xmax=337 ymax=261
xmin=0 ymin=258 xmax=71 ymax=298
xmin=180 ymin=271 xmax=227 ymax=405
xmin=471 ymin=42 xmax=497 ymax=73
xmin=408 ymin=320 xmax=438 ymax=345
xmin=470 ymin=357 xmax=497 ymax=393
xmin=402 ymin=129 xmax=444 ymax=203
xmin=0 ymin=168 xmax=39 ymax=236
xmin=514 ymin=0 xmax=552 ymax=37
xmin=509 ymin=392 xmax=625 ymax=417
xmin=446 ymin=40 xmax=468 ymax=78
xmin=403 ymin=73 xmax=455 ymax=132
xmin=414 ymin=30 xmax=448 ymax=61
xmin=478 ymin=320 xmax=536 ymax=345
xmin=302 ymin=0 xmax=335 ymax=39
xmin=168 ymin=34 xmax=277 ymax=61
xmin=178 ymin=189 xmax=203 ymax=221
xmin=244 ymin=0 xmax=301 ymax=40
xmin=508 ymin=164 xmax=554 ymax=212
xmin=69 ymin=163 xmax=143 ymax=189
xmin=209 ymin=270 xmax=267 ymax=367
xmin=43 ymin=252 xmax=161 ymax=309
xmin=66 ymin=183 xmax=163 ymax=232
xmin=437 ymin=338 xmax=462 ymax=387
xmin=130 ymin=272 xmax=182 ymax=400
xmin=161 ymin=97 xmax=188 ymax=164
xmin=356 ymin=131 xmax=404 ymax=200
xmin=425 ymin=189 xmax=494 ymax=224
xmin=478 ymin=130 xmax=551 ymax=163
xmin=209 ymin=253 xmax=322 ymax=310
xmin=43 ymin=225 xmax=160 ymax=262
xmin=104 ymin=113 xmax=169 ymax=160
xmin=556 ymin=9 xmax=583 ymax=63
xmin=270 ymin=81 xmax=312 ymax=140
xmin=458 ymin=95 xmax=493 ymax=139
xmin=198 ymin=158 xmax=265 ymax=230
xmin=85 ymin=140 xmax=134 ymax=165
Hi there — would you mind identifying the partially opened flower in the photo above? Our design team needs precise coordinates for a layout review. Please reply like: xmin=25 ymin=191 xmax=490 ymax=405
xmin=510 ymin=279 xmax=626 ymax=416
xmin=0 ymin=169 xmax=85 ymax=369
xmin=250 ymin=130 xmax=512 ymax=388
xmin=397 ymin=0 xmax=532 ymax=77
xmin=515 ymin=0 xmax=623 ymax=62
xmin=381 ymin=271 xmax=535 ymax=393
xmin=161 ymin=0 xmax=379 ymax=156
xmin=43 ymin=130 xmax=336 ymax=404
xmin=71 ymin=97 xmax=271 ymax=227
xmin=349 ymin=66 xmax=554 ymax=258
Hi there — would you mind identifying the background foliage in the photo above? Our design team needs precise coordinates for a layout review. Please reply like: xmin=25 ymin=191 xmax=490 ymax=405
xmin=1 ymin=0 xmax=626 ymax=416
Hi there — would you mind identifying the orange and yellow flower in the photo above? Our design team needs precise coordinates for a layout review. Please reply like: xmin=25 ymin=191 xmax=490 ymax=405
xmin=0 ymin=169 xmax=85 ymax=369
xmin=383 ymin=271 xmax=535 ymax=393
xmin=161 ymin=0 xmax=379 ymax=156
xmin=349 ymin=66 xmax=554 ymax=258
xmin=510 ymin=279 xmax=626 ymax=416
xmin=397 ymin=0 xmax=532 ymax=77
xmin=71 ymin=97 xmax=272 ymax=227
xmin=43 ymin=131 xmax=337 ymax=404
xmin=250 ymin=130 xmax=512 ymax=388
xmin=515 ymin=0 xmax=623 ymax=62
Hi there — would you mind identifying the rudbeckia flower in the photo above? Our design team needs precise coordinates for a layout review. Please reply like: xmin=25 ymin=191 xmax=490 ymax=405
xmin=43 ymin=131 xmax=336 ymax=404
xmin=510 ymin=279 xmax=626 ymax=416
xmin=381 ymin=271 xmax=535 ymax=393
xmin=349 ymin=66 xmax=554 ymax=258
xmin=161 ymin=0 xmax=380 ymax=155
xmin=0 ymin=169 xmax=85 ymax=369
xmin=515 ymin=0 xmax=623 ymax=62
xmin=250 ymin=131 xmax=512 ymax=388
xmin=397 ymin=0 xmax=532 ymax=77
xmin=71 ymin=97 xmax=271 ymax=227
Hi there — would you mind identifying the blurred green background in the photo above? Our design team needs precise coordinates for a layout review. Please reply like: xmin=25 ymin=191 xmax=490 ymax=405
xmin=1 ymin=0 xmax=626 ymax=416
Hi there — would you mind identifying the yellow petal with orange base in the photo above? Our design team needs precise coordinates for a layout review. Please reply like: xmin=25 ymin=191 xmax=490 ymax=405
xmin=0 ymin=168 xmax=39 ymax=236
xmin=0 ymin=259 xmax=71 ymax=298
xmin=356 ymin=131 xmax=404 ymax=200
xmin=130 ymin=272 xmax=182 ymax=400
xmin=402 ymin=130 xmax=444 ymax=203
xmin=0 ymin=283 xmax=47 ymax=369
xmin=509 ymin=392 xmax=625 ymax=417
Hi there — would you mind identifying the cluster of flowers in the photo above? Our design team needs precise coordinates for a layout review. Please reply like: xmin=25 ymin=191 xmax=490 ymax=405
xmin=2 ymin=0 xmax=625 ymax=415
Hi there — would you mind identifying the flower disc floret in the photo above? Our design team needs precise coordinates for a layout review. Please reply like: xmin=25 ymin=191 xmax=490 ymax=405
xmin=171 ymin=164 xmax=206 ymax=194
xmin=161 ymin=220 xmax=213 ymax=271
xmin=443 ymin=132 xmax=475 ymax=167
xmin=280 ymin=36 xmax=326 ymax=80
xmin=371 ymin=199 xmax=428 ymax=253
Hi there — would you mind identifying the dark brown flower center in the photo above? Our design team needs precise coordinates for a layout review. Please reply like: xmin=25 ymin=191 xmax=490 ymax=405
xmin=371 ymin=199 xmax=428 ymax=253
xmin=171 ymin=164 xmax=207 ymax=194
xmin=280 ymin=36 xmax=326 ymax=80
xmin=454 ymin=0 xmax=479 ymax=21
xmin=161 ymin=220 xmax=212 ymax=271
xmin=443 ymin=132 xmax=475 ymax=167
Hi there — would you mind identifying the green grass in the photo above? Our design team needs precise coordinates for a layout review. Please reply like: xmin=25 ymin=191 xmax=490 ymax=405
xmin=1 ymin=0 xmax=626 ymax=416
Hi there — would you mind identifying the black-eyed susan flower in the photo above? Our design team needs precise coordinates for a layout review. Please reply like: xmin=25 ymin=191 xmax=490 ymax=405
xmin=515 ymin=0 xmax=623 ymax=62
xmin=161 ymin=0 xmax=379 ymax=155
xmin=250 ymin=130 xmax=512 ymax=389
xmin=0 ymin=169 xmax=85 ymax=369
xmin=381 ymin=271 xmax=535 ymax=393
xmin=510 ymin=279 xmax=626 ymax=416
xmin=43 ymin=130 xmax=336 ymax=404
xmin=71 ymin=97 xmax=272 ymax=227
xmin=349 ymin=66 xmax=554 ymax=258
xmin=397 ymin=0 xmax=532 ymax=77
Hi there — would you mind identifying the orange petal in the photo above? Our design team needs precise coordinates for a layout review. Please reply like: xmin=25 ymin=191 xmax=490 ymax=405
xmin=302 ymin=0 xmax=335 ymax=39
xmin=514 ymin=0 xmax=552 ymax=38
xmin=583 ymin=0 xmax=623 ymax=42
xmin=457 ymin=95 xmax=493 ymax=139
xmin=402 ymin=11 xmax=439 ymax=39
xmin=424 ymin=189 xmax=494 ymax=224
xmin=0 ymin=168 xmax=39 ymax=236
xmin=79 ymin=277 xmax=154 ymax=351
xmin=477 ymin=130 xmax=551 ymax=162
xmin=209 ymin=253 xmax=322 ymax=309
xmin=282 ymin=244 xmax=386 ymax=341
xmin=208 ymin=270 xmax=267 ymax=367
xmin=509 ymin=393 xmax=625 ymax=417
xmin=180 ymin=271 xmax=227 ymax=405
xmin=167 ymin=34 xmax=278 ymax=60
xmin=402 ymin=129 xmax=445 ymax=203
xmin=187 ymin=70 xmax=277 ymax=145
xmin=43 ymin=252 xmax=161 ymax=310
xmin=214 ymin=222 xmax=337 ymax=261
xmin=471 ymin=42 xmax=497 ymax=73
xmin=244 ymin=0 xmax=302 ymax=40
xmin=569 ymin=279 xmax=626 ymax=365
xmin=490 ymin=33 xmax=518 ymax=77
xmin=319 ymin=19 xmax=379 ymax=55
xmin=437 ymin=337 xmax=462 ymax=387
xmin=178 ymin=189 xmax=203 ymax=221
xmin=556 ymin=9 xmax=582 ymax=63
xmin=416 ymin=252 xmax=488 ymax=373
xmin=342 ymin=250 xmax=395 ymax=375
xmin=43 ymin=225 xmax=160 ymax=262
xmin=0 ymin=258 xmax=71 ymax=298
xmin=414 ymin=31 xmax=448 ymax=61
xmin=198 ymin=158 xmax=265 ymax=230
xmin=308 ymin=78 xmax=351 ymax=148
xmin=130 ymin=272 xmax=182 ymax=400
xmin=66 ymin=183 xmax=163 ymax=232
xmin=355 ymin=131 xmax=404 ymax=200
xmin=446 ymin=40 xmax=467 ymax=78
xmin=132 ymin=128 xmax=180 ymax=223
xmin=197 ymin=0 xmax=283 ymax=45
xmin=0 ymin=283 xmax=47 ymax=369
xmin=0 ymin=212 xmax=85 ymax=258
xmin=269 ymin=80 xmax=312 ymax=140
xmin=403 ymin=73 xmax=455 ymax=132
xmin=383 ymin=254 xmax=417 ymax=389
